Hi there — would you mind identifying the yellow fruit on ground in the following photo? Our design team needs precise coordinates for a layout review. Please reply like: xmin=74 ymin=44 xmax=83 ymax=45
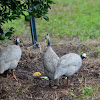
xmin=33 ymin=72 xmax=41 ymax=77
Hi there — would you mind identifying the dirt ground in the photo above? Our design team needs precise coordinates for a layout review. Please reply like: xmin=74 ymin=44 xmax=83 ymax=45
xmin=0 ymin=37 xmax=100 ymax=100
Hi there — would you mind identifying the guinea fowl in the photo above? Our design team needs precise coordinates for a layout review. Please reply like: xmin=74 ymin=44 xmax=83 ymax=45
xmin=43 ymin=34 xmax=59 ymax=86
xmin=54 ymin=53 xmax=86 ymax=87
xmin=0 ymin=38 xmax=22 ymax=81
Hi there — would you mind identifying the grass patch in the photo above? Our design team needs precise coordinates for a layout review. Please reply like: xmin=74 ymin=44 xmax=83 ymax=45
xmin=70 ymin=77 xmax=100 ymax=99
xmin=36 ymin=0 xmax=100 ymax=41
xmin=2 ymin=15 xmax=31 ymax=36
xmin=2 ymin=0 xmax=100 ymax=41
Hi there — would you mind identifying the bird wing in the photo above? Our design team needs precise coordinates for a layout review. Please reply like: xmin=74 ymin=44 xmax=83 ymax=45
xmin=1 ymin=45 xmax=22 ymax=63
xmin=54 ymin=64 xmax=76 ymax=79
xmin=58 ymin=53 xmax=82 ymax=68
xmin=54 ymin=53 xmax=82 ymax=79
xmin=43 ymin=47 xmax=59 ymax=73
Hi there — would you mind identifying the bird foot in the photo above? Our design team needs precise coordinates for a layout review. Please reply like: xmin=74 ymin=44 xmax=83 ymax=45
xmin=13 ymin=72 xmax=18 ymax=81
xmin=7 ymin=73 xmax=9 ymax=78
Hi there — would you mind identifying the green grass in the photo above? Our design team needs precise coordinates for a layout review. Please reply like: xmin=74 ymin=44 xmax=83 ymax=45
xmin=70 ymin=84 xmax=100 ymax=99
xmin=36 ymin=0 xmax=100 ymax=41
xmin=2 ymin=15 xmax=30 ymax=36
xmin=70 ymin=78 xmax=100 ymax=99
xmin=2 ymin=0 xmax=100 ymax=41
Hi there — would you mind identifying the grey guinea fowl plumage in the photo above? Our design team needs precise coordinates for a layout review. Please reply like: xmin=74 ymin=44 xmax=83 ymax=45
xmin=43 ymin=34 xmax=59 ymax=86
xmin=54 ymin=53 xmax=86 ymax=87
xmin=0 ymin=38 xmax=22 ymax=81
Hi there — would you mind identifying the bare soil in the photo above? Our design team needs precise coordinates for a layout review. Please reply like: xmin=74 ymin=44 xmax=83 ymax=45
xmin=0 ymin=37 xmax=100 ymax=100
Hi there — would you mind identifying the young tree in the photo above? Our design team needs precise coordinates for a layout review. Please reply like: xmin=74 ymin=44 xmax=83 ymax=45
xmin=0 ymin=0 xmax=54 ymax=40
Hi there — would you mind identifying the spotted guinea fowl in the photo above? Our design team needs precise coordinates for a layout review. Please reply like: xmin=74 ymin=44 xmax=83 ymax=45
xmin=0 ymin=38 xmax=22 ymax=81
xmin=43 ymin=34 xmax=59 ymax=86
xmin=54 ymin=53 xmax=86 ymax=87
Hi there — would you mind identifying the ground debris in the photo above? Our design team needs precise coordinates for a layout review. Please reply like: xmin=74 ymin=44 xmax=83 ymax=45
xmin=0 ymin=38 xmax=100 ymax=100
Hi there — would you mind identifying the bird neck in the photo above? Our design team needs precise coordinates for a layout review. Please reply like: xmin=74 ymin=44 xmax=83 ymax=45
xmin=15 ymin=40 xmax=19 ymax=45
xmin=47 ymin=40 xmax=50 ymax=46
xmin=80 ymin=55 xmax=84 ymax=60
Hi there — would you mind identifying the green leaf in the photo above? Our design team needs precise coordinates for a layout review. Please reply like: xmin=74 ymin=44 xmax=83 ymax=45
xmin=0 ymin=27 xmax=3 ymax=34
xmin=70 ymin=92 xmax=77 ymax=98
xmin=5 ymin=32 xmax=13 ymax=37
xmin=40 ymin=76 xmax=49 ymax=80
xmin=47 ymin=0 xmax=55 ymax=4
xmin=43 ymin=15 xmax=49 ymax=21
xmin=30 ymin=12 xmax=37 ymax=17
xmin=0 ymin=34 xmax=5 ymax=40
xmin=82 ymin=90 xmax=85 ymax=94
xmin=0 ymin=9 xmax=2 ymax=16
xmin=25 ymin=15 xmax=31 ymax=21
xmin=9 ymin=27 xmax=14 ymax=31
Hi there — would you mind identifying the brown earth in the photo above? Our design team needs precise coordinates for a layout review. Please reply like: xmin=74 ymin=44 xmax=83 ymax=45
xmin=0 ymin=37 xmax=100 ymax=100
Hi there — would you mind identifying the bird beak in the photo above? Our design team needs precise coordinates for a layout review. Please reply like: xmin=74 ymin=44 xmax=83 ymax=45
xmin=19 ymin=40 xmax=21 ymax=43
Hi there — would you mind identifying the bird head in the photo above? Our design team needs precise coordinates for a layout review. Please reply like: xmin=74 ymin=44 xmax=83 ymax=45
xmin=14 ymin=37 xmax=21 ymax=45
xmin=45 ymin=34 xmax=50 ymax=40
xmin=81 ymin=53 xmax=87 ymax=60
xmin=45 ymin=34 xmax=50 ymax=46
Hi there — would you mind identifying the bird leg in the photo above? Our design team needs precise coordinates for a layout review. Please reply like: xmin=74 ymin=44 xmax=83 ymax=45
xmin=49 ymin=79 xmax=52 ymax=87
xmin=12 ymin=70 xmax=18 ymax=81
xmin=5 ymin=70 xmax=9 ymax=78
xmin=7 ymin=73 xmax=9 ymax=78
xmin=54 ymin=79 xmax=59 ymax=86
xmin=67 ymin=77 xmax=69 ymax=87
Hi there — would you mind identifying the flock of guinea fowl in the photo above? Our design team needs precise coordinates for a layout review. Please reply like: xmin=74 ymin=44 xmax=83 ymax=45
xmin=0 ymin=34 xmax=86 ymax=87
